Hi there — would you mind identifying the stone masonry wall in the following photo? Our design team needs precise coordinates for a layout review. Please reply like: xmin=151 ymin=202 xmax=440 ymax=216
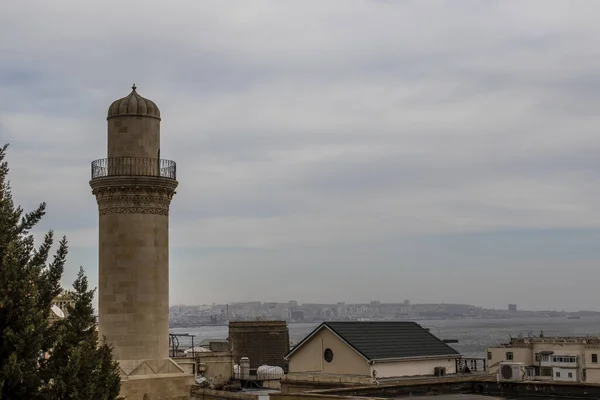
xmin=108 ymin=116 xmax=160 ymax=159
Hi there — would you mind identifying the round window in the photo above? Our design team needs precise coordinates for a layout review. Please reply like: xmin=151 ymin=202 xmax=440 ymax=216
xmin=324 ymin=348 xmax=334 ymax=363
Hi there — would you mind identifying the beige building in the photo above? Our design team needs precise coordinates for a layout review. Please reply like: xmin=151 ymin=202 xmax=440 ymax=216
xmin=487 ymin=335 xmax=600 ymax=383
xmin=89 ymin=85 xmax=193 ymax=399
xmin=285 ymin=321 xmax=461 ymax=381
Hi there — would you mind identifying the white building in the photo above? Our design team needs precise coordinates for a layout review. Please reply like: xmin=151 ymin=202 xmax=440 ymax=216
xmin=487 ymin=335 xmax=600 ymax=383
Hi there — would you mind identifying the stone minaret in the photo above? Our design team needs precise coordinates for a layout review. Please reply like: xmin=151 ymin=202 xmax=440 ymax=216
xmin=90 ymin=85 xmax=177 ymax=362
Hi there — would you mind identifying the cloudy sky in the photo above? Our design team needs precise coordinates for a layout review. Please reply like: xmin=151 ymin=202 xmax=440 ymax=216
xmin=2 ymin=0 xmax=600 ymax=311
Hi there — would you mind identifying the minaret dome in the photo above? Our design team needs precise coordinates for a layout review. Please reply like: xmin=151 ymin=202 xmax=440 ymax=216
xmin=107 ymin=84 xmax=161 ymax=120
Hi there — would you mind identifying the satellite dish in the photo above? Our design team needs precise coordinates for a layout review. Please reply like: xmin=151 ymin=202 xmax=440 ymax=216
xmin=51 ymin=305 xmax=65 ymax=319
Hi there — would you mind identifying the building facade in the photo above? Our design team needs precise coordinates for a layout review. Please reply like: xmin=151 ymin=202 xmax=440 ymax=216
xmin=487 ymin=336 xmax=600 ymax=383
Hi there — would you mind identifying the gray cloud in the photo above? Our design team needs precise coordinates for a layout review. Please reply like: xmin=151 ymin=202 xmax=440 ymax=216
xmin=3 ymin=0 xmax=600 ymax=310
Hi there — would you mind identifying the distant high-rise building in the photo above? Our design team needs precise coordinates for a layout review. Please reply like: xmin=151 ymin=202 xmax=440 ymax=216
xmin=508 ymin=304 xmax=517 ymax=312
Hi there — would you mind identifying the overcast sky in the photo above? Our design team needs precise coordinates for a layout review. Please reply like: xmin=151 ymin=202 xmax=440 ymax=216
xmin=2 ymin=1 xmax=600 ymax=311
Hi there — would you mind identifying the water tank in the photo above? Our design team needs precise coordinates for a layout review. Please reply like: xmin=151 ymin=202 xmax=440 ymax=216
xmin=229 ymin=321 xmax=289 ymax=370
xmin=240 ymin=357 xmax=250 ymax=380
xmin=256 ymin=365 xmax=284 ymax=380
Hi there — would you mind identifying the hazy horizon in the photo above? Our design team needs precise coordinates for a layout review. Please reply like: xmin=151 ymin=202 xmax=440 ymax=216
xmin=3 ymin=1 xmax=600 ymax=311
xmin=169 ymin=300 xmax=600 ymax=314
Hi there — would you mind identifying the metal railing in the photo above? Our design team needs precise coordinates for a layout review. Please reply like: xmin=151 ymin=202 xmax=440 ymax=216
xmin=90 ymin=157 xmax=176 ymax=180
xmin=456 ymin=357 xmax=486 ymax=373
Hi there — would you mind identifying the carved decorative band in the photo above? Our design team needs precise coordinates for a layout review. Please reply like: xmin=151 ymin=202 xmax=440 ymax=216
xmin=99 ymin=207 xmax=169 ymax=216
xmin=92 ymin=185 xmax=175 ymax=216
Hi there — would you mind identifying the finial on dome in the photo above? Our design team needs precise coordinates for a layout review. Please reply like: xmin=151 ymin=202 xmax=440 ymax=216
xmin=132 ymin=83 xmax=137 ymax=91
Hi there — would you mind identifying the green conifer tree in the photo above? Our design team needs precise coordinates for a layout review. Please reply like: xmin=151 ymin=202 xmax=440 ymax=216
xmin=0 ymin=144 xmax=121 ymax=399
xmin=44 ymin=267 xmax=121 ymax=400
xmin=0 ymin=144 xmax=66 ymax=398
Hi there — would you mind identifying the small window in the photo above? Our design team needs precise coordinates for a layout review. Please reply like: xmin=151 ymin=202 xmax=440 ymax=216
xmin=487 ymin=352 xmax=492 ymax=360
xmin=535 ymin=353 xmax=541 ymax=362
xmin=556 ymin=371 xmax=561 ymax=378
xmin=542 ymin=354 xmax=550 ymax=362
xmin=568 ymin=372 xmax=573 ymax=378
xmin=506 ymin=352 xmax=514 ymax=361
xmin=593 ymin=354 xmax=598 ymax=363
xmin=323 ymin=348 xmax=334 ymax=363
xmin=541 ymin=367 xmax=553 ymax=377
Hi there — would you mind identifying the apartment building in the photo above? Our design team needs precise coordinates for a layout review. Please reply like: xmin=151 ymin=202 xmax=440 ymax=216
xmin=487 ymin=336 xmax=600 ymax=383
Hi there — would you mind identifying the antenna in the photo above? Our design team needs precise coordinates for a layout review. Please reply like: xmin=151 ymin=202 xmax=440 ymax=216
xmin=51 ymin=305 xmax=65 ymax=319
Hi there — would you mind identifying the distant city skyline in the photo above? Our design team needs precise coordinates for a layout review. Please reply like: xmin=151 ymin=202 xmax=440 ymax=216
xmin=4 ymin=1 xmax=600 ymax=312
xmin=168 ymin=300 xmax=600 ymax=330
xmin=169 ymin=300 xmax=596 ymax=314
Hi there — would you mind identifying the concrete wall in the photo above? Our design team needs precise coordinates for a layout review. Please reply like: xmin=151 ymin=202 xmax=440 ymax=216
xmin=586 ymin=368 xmax=600 ymax=383
xmin=280 ymin=374 xmax=371 ymax=394
xmin=197 ymin=351 xmax=234 ymax=385
xmin=370 ymin=357 xmax=456 ymax=378
xmin=172 ymin=357 xmax=196 ymax=375
xmin=275 ymin=375 xmax=490 ymax=400
xmin=486 ymin=347 xmax=531 ymax=373
xmin=190 ymin=387 xmax=258 ymax=400
xmin=276 ymin=378 xmax=600 ymax=400
xmin=553 ymin=367 xmax=577 ymax=382
xmin=120 ymin=374 xmax=194 ymax=400
xmin=288 ymin=328 xmax=370 ymax=376
xmin=271 ymin=394 xmax=345 ymax=400
xmin=173 ymin=351 xmax=234 ymax=384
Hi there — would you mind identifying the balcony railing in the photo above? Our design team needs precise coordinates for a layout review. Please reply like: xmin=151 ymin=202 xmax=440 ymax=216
xmin=540 ymin=360 xmax=578 ymax=368
xmin=456 ymin=357 xmax=486 ymax=373
xmin=91 ymin=157 xmax=176 ymax=180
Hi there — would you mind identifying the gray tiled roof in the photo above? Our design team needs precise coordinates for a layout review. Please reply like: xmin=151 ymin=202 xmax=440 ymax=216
xmin=323 ymin=321 xmax=460 ymax=360
xmin=197 ymin=338 xmax=228 ymax=347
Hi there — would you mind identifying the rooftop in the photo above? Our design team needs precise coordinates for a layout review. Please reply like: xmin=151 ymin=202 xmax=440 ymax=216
xmin=287 ymin=321 xmax=460 ymax=361
xmin=499 ymin=336 xmax=600 ymax=347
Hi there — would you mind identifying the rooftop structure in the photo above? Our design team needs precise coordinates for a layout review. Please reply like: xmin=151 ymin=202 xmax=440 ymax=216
xmin=286 ymin=321 xmax=464 ymax=380
xmin=288 ymin=321 xmax=460 ymax=362
xmin=229 ymin=320 xmax=290 ymax=370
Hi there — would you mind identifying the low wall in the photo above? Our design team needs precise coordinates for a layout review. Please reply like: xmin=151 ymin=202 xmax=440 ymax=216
xmin=172 ymin=356 xmax=196 ymax=375
xmin=479 ymin=380 xmax=600 ymax=398
xmin=190 ymin=387 xmax=258 ymax=400
xmin=120 ymin=373 xmax=195 ymax=400
xmin=277 ymin=375 xmax=600 ymax=400
xmin=281 ymin=373 xmax=371 ymax=393
xmin=196 ymin=351 xmax=234 ymax=385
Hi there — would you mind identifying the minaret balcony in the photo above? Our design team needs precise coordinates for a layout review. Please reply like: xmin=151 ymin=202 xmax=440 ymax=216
xmin=90 ymin=157 xmax=176 ymax=180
